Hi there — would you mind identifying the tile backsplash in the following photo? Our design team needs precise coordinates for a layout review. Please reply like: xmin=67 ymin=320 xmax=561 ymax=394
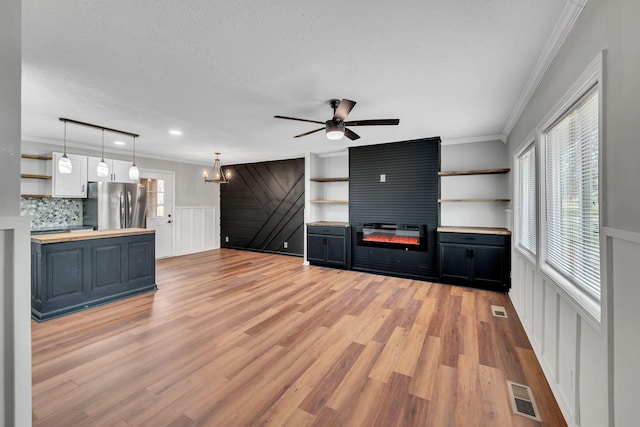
xmin=21 ymin=197 xmax=83 ymax=228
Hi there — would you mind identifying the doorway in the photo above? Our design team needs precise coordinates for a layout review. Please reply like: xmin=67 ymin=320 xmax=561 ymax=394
xmin=140 ymin=169 xmax=175 ymax=258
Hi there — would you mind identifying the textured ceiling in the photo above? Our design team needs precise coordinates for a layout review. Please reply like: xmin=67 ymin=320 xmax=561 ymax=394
xmin=22 ymin=0 xmax=568 ymax=166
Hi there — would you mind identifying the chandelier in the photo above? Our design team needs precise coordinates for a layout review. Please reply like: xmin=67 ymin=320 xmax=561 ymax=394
xmin=203 ymin=152 xmax=230 ymax=184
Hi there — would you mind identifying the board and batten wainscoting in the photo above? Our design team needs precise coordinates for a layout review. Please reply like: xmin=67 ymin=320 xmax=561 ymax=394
xmin=508 ymin=218 xmax=623 ymax=426
xmin=174 ymin=207 xmax=219 ymax=256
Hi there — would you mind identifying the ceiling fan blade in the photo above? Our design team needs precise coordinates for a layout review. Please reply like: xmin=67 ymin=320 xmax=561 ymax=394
xmin=333 ymin=99 xmax=356 ymax=121
xmin=274 ymin=115 xmax=325 ymax=125
xmin=293 ymin=127 xmax=324 ymax=138
xmin=344 ymin=119 xmax=400 ymax=126
xmin=344 ymin=128 xmax=360 ymax=141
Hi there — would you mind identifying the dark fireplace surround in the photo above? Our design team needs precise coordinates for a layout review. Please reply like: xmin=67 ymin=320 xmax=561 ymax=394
xmin=349 ymin=137 xmax=440 ymax=280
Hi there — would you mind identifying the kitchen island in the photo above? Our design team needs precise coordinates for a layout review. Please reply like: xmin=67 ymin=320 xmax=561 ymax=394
xmin=31 ymin=228 xmax=157 ymax=321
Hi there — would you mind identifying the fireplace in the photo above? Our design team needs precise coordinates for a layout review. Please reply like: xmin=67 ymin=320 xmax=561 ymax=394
xmin=356 ymin=223 xmax=428 ymax=251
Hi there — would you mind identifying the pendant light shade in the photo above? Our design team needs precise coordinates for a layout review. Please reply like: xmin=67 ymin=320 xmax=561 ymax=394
xmin=129 ymin=136 xmax=139 ymax=181
xmin=58 ymin=120 xmax=73 ymax=174
xmin=97 ymin=129 xmax=109 ymax=178
xmin=203 ymin=152 xmax=230 ymax=184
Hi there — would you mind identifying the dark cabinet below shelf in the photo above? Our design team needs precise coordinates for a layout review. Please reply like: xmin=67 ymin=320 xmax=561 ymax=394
xmin=307 ymin=225 xmax=351 ymax=269
xmin=438 ymin=232 xmax=510 ymax=292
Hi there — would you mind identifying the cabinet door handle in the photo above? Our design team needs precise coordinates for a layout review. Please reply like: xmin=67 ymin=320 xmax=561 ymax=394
xmin=469 ymin=248 xmax=474 ymax=258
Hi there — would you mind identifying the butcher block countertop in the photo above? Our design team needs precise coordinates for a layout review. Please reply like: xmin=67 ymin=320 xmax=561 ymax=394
xmin=437 ymin=226 xmax=511 ymax=236
xmin=31 ymin=228 xmax=155 ymax=244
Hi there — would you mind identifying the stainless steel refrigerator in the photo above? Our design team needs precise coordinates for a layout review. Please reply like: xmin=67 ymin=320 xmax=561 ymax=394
xmin=84 ymin=182 xmax=147 ymax=230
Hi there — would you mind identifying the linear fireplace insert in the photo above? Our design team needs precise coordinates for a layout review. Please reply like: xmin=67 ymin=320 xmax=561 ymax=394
xmin=356 ymin=223 xmax=428 ymax=251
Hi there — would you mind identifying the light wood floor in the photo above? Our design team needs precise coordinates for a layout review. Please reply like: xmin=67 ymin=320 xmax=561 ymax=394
xmin=32 ymin=249 xmax=566 ymax=426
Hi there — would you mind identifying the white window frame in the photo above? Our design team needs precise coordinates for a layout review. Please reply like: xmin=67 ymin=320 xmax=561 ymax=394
xmin=536 ymin=52 xmax=604 ymax=322
xmin=514 ymin=137 xmax=537 ymax=265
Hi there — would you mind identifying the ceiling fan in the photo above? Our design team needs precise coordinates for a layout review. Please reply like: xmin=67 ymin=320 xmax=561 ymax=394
xmin=274 ymin=98 xmax=400 ymax=141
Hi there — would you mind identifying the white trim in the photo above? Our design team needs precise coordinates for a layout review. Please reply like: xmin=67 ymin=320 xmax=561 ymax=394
xmin=440 ymin=134 xmax=505 ymax=146
xmin=0 ymin=216 xmax=32 ymax=426
xmin=503 ymin=0 xmax=590 ymax=137
xmin=139 ymin=168 xmax=176 ymax=258
xmin=536 ymin=52 xmax=603 ymax=325
xmin=513 ymin=134 xmax=538 ymax=266
xmin=602 ymin=226 xmax=640 ymax=244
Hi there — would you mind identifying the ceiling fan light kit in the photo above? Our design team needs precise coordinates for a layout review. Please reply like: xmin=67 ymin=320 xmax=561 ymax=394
xmin=274 ymin=98 xmax=400 ymax=141
xmin=326 ymin=121 xmax=345 ymax=140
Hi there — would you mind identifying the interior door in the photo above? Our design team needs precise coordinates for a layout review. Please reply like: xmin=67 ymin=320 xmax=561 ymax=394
xmin=140 ymin=170 xmax=174 ymax=259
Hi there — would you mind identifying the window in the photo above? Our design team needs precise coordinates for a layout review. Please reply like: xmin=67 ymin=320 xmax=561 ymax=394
xmin=542 ymin=87 xmax=600 ymax=299
xmin=517 ymin=144 xmax=536 ymax=257
xmin=142 ymin=178 xmax=165 ymax=218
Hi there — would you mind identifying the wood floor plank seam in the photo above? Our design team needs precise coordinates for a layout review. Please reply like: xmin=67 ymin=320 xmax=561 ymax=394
xmin=32 ymin=248 xmax=566 ymax=427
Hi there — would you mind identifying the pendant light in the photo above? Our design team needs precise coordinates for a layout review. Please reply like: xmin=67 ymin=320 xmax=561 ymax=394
xmin=203 ymin=152 xmax=229 ymax=184
xmin=96 ymin=129 xmax=109 ymax=178
xmin=128 ymin=135 xmax=139 ymax=181
xmin=58 ymin=119 xmax=73 ymax=174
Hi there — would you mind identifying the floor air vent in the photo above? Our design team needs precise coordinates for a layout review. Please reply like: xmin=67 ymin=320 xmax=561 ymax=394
xmin=491 ymin=305 xmax=508 ymax=318
xmin=507 ymin=381 xmax=541 ymax=421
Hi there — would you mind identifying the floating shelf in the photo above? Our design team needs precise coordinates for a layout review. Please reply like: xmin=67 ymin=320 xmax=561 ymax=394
xmin=309 ymin=199 xmax=349 ymax=204
xmin=21 ymin=154 xmax=52 ymax=161
xmin=438 ymin=168 xmax=510 ymax=176
xmin=21 ymin=174 xmax=52 ymax=180
xmin=438 ymin=198 xmax=510 ymax=203
xmin=21 ymin=194 xmax=52 ymax=198
xmin=310 ymin=177 xmax=349 ymax=182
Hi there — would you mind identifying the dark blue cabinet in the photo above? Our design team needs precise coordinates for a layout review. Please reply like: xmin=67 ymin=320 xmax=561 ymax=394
xmin=438 ymin=232 xmax=510 ymax=292
xmin=307 ymin=225 xmax=351 ymax=269
xmin=31 ymin=232 xmax=157 ymax=321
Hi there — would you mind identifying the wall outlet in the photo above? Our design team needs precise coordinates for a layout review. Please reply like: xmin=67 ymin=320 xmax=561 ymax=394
xmin=283 ymin=242 xmax=288 ymax=249
xmin=380 ymin=174 xmax=386 ymax=182
xmin=225 ymin=236 xmax=229 ymax=242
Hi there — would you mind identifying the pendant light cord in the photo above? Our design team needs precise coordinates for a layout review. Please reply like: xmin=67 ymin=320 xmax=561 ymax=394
xmin=63 ymin=120 xmax=67 ymax=155
xmin=101 ymin=129 xmax=105 ymax=161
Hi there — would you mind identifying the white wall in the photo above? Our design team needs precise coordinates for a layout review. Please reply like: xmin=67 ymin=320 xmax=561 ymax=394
xmin=508 ymin=0 xmax=640 ymax=425
xmin=0 ymin=0 xmax=32 ymax=425
xmin=440 ymin=140 xmax=510 ymax=228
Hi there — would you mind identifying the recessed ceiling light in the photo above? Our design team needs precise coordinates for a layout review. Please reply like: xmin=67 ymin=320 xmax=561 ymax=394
xmin=169 ymin=130 xmax=183 ymax=136
xmin=114 ymin=140 xmax=126 ymax=145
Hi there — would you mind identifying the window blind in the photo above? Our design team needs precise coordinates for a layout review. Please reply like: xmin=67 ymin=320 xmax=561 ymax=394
xmin=543 ymin=88 xmax=600 ymax=298
xmin=518 ymin=145 xmax=536 ymax=255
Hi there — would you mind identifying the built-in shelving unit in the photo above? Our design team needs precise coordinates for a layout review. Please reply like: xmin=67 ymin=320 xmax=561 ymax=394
xmin=439 ymin=166 xmax=510 ymax=229
xmin=306 ymin=151 xmax=349 ymax=225
xmin=21 ymin=154 xmax=53 ymax=198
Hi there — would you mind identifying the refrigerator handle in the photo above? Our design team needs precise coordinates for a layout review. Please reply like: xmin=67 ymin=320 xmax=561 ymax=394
xmin=120 ymin=192 xmax=125 ymax=228
xmin=128 ymin=191 xmax=133 ymax=226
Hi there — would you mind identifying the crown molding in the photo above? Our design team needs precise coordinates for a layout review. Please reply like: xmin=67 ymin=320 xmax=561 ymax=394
xmin=502 ymin=0 xmax=590 ymax=139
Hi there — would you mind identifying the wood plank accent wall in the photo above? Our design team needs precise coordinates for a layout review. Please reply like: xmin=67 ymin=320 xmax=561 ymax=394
xmin=349 ymin=137 xmax=441 ymax=279
xmin=220 ymin=158 xmax=305 ymax=256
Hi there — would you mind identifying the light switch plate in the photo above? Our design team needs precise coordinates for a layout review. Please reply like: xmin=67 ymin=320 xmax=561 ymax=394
xmin=380 ymin=174 xmax=386 ymax=182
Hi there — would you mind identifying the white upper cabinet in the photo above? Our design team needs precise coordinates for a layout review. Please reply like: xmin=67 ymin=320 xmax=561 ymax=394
xmin=87 ymin=156 xmax=138 ymax=183
xmin=52 ymin=152 xmax=88 ymax=198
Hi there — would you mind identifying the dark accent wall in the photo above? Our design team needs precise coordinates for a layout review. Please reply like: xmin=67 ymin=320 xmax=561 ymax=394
xmin=349 ymin=137 xmax=441 ymax=279
xmin=220 ymin=158 xmax=305 ymax=256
